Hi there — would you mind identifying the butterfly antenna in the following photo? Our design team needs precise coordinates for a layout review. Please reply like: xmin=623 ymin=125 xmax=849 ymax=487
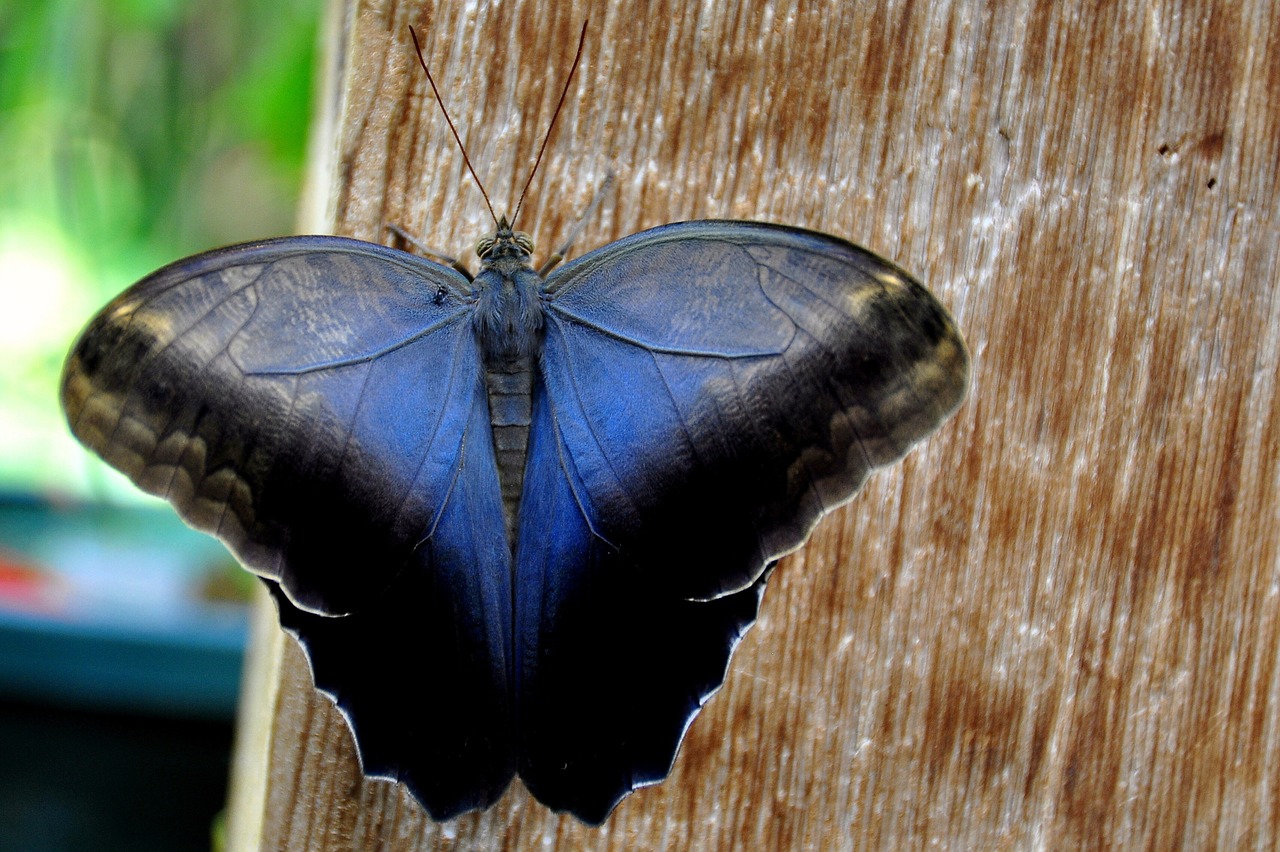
xmin=511 ymin=20 xmax=589 ymax=228
xmin=409 ymin=25 xmax=499 ymax=227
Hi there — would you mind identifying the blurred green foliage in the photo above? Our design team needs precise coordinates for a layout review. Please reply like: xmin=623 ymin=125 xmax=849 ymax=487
xmin=0 ymin=0 xmax=320 ymax=498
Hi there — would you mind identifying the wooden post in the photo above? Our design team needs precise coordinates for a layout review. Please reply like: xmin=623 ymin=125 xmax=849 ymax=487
xmin=226 ymin=0 xmax=1280 ymax=847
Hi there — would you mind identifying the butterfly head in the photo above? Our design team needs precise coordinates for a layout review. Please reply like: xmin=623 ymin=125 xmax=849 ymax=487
xmin=476 ymin=216 xmax=534 ymax=264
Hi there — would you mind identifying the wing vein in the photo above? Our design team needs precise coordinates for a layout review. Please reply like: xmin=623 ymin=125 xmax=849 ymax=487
xmin=548 ymin=316 xmax=629 ymax=547
xmin=94 ymin=267 xmax=264 ymax=454
xmin=649 ymin=349 xmax=709 ymax=476
xmin=396 ymin=323 xmax=473 ymax=539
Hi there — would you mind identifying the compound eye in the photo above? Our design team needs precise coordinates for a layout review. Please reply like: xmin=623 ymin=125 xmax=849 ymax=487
xmin=475 ymin=236 xmax=495 ymax=258
xmin=514 ymin=231 xmax=534 ymax=254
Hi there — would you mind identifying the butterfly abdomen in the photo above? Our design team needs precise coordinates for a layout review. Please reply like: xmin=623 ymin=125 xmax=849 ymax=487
xmin=485 ymin=355 xmax=534 ymax=548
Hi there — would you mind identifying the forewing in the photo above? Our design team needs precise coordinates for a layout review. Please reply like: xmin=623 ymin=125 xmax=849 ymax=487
xmin=61 ymin=236 xmax=480 ymax=614
xmin=541 ymin=220 xmax=969 ymax=600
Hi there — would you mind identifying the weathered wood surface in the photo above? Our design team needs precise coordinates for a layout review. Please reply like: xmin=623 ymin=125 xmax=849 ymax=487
xmin=225 ymin=0 xmax=1280 ymax=847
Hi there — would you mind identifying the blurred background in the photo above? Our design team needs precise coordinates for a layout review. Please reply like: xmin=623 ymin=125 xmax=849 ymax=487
xmin=0 ymin=0 xmax=320 ymax=848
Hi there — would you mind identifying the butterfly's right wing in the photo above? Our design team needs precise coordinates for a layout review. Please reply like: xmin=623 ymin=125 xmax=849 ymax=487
xmin=512 ymin=221 xmax=967 ymax=822
xmin=61 ymin=236 xmax=518 ymax=817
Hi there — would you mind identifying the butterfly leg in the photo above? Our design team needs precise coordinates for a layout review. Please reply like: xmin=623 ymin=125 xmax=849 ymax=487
xmin=385 ymin=223 xmax=473 ymax=279
xmin=536 ymin=171 xmax=616 ymax=276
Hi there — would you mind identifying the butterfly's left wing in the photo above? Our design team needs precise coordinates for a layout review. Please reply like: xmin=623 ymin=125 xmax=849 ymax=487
xmin=61 ymin=237 xmax=518 ymax=818
xmin=513 ymin=221 xmax=968 ymax=821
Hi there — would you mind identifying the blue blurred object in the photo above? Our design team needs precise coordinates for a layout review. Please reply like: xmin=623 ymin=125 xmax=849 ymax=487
xmin=0 ymin=494 xmax=248 ymax=718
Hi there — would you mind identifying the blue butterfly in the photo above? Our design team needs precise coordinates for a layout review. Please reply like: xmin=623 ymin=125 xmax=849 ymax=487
xmin=62 ymin=215 xmax=967 ymax=821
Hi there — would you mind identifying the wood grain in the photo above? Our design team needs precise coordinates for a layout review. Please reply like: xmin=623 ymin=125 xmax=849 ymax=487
xmin=224 ymin=0 xmax=1280 ymax=847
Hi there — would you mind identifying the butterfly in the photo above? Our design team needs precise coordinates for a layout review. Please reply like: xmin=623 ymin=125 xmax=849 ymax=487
xmin=61 ymin=215 xmax=968 ymax=821
xmin=59 ymin=26 xmax=968 ymax=825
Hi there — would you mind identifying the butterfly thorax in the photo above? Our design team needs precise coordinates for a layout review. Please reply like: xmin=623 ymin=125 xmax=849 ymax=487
xmin=472 ymin=219 xmax=544 ymax=362
xmin=473 ymin=218 xmax=545 ymax=549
